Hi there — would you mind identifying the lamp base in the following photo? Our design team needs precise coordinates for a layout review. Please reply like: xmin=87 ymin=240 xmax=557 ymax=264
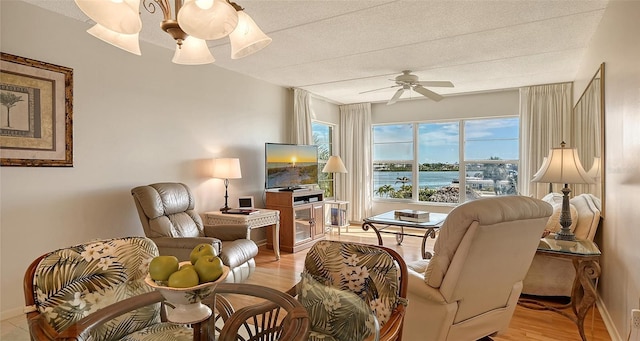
xmin=220 ymin=206 xmax=230 ymax=212
xmin=554 ymin=185 xmax=576 ymax=241
xmin=554 ymin=229 xmax=576 ymax=241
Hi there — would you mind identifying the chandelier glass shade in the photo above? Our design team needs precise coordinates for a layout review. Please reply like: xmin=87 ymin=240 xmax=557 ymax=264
xmin=75 ymin=0 xmax=142 ymax=35
xmin=74 ymin=0 xmax=271 ymax=65
xmin=230 ymin=10 xmax=273 ymax=59
xmin=87 ymin=24 xmax=141 ymax=56
xmin=172 ymin=36 xmax=215 ymax=65
xmin=177 ymin=0 xmax=239 ymax=40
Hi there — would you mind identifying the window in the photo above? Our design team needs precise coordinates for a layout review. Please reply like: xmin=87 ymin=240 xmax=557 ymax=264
xmin=373 ymin=117 xmax=519 ymax=204
xmin=463 ymin=118 xmax=519 ymax=201
xmin=372 ymin=124 xmax=414 ymax=199
xmin=312 ymin=122 xmax=334 ymax=198
xmin=417 ymin=122 xmax=460 ymax=202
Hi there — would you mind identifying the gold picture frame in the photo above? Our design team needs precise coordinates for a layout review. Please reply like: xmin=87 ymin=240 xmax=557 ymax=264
xmin=1 ymin=52 xmax=73 ymax=167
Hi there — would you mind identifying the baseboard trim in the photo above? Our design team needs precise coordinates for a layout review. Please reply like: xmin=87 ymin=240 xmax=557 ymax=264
xmin=597 ymin=295 xmax=623 ymax=341
xmin=1 ymin=306 xmax=24 ymax=321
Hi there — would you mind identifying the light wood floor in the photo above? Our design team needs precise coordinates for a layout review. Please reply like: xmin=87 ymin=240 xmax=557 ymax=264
xmin=2 ymin=227 xmax=611 ymax=341
xmin=243 ymin=226 xmax=611 ymax=341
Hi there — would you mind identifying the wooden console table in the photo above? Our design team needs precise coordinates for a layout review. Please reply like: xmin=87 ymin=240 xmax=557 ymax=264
xmin=204 ymin=209 xmax=281 ymax=260
xmin=518 ymin=237 xmax=601 ymax=341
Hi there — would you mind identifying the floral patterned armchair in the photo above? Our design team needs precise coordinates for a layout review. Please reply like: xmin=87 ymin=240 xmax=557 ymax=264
xmin=287 ymin=240 xmax=408 ymax=341
xmin=23 ymin=237 xmax=195 ymax=341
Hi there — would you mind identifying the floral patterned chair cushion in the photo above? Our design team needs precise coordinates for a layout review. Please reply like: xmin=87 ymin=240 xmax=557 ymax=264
xmin=300 ymin=240 xmax=406 ymax=340
xmin=298 ymin=272 xmax=378 ymax=341
xmin=29 ymin=237 xmax=193 ymax=341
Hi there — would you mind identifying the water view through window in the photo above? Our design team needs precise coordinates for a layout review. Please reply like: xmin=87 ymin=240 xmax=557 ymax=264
xmin=373 ymin=117 xmax=519 ymax=203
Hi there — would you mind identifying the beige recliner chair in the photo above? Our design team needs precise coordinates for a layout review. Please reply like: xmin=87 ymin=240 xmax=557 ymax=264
xmin=403 ymin=196 xmax=552 ymax=341
xmin=522 ymin=193 xmax=602 ymax=297
xmin=131 ymin=182 xmax=258 ymax=283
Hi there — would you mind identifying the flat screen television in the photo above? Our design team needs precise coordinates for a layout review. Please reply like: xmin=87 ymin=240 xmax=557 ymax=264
xmin=265 ymin=143 xmax=318 ymax=191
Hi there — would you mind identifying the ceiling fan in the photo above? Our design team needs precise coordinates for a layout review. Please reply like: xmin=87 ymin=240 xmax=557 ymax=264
xmin=360 ymin=70 xmax=454 ymax=105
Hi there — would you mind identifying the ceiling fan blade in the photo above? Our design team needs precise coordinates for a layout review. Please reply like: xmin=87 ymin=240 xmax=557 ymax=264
xmin=387 ymin=88 xmax=405 ymax=105
xmin=413 ymin=85 xmax=443 ymax=101
xmin=416 ymin=80 xmax=454 ymax=88
xmin=359 ymin=85 xmax=401 ymax=94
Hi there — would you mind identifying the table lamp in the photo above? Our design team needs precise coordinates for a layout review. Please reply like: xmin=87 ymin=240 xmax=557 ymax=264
xmin=322 ymin=155 xmax=347 ymax=201
xmin=212 ymin=158 xmax=242 ymax=211
xmin=532 ymin=142 xmax=594 ymax=241
xmin=587 ymin=157 xmax=601 ymax=180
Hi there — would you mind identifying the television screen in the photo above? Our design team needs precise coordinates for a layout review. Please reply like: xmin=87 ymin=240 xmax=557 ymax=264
xmin=265 ymin=143 xmax=318 ymax=190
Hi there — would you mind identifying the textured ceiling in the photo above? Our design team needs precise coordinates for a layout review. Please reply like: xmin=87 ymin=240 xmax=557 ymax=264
xmin=21 ymin=0 xmax=609 ymax=104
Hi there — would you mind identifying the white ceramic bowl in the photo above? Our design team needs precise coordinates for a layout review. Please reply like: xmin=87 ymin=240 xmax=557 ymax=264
xmin=145 ymin=261 xmax=229 ymax=323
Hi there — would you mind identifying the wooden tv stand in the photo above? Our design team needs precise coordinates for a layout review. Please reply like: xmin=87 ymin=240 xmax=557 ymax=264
xmin=265 ymin=189 xmax=325 ymax=253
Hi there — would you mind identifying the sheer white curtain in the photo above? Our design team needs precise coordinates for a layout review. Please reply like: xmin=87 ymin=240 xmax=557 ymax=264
xmin=339 ymin=103 xmax=372 ymax=222
xmin=292 ymin=88 xmax=313 ymax=144
xmin=572 ymin=80 xmax=601 ymax=197
xmin=519 ymin=82 xmax=572 ymax=198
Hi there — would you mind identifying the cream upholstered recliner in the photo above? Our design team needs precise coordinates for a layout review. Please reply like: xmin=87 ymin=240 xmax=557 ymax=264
xmin=131 ymin=182 xmax=258 ymax=283
xmin=403 ymin=196 xmax=552 ymax=341
xmin=522 ymin=193 xmax=602 ymax=297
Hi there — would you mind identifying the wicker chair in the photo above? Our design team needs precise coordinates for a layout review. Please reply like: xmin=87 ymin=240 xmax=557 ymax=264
xmin=23 ymin=237 xmax=199 ymax=341
xmin=213 ymin=283 xmax=310 ymax=341
xmin=287 ymin=240 xmax=408 ymax=341
xmin=23 ymin=236 xmax=308 ymax=341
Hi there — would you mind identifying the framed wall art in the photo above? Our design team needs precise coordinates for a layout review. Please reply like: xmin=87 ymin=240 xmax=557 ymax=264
xmin=1 ymin=52 xmax=73 ymax=167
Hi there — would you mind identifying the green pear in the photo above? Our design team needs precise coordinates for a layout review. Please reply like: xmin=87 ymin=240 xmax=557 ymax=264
xmin=179 ymin=263 xmax=194 ymax=271
xmin=168 ymin=267 xmax=200 ymax=288
xmin=194 ymin=255 xmax=224 ymax=283
xmin=148 ymin=256 xmax=179 ymax=281
xmin=190 ymin=243 xmax=216 ymax=265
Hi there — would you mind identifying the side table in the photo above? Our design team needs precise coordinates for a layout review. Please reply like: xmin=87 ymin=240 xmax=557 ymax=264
xmin=518 ymin=237 xmax=601 ymax=341
xmin=325 ymin=200 xmax=349 ymax=235
xmin=204 ymin=209 xmax=281 ymax=260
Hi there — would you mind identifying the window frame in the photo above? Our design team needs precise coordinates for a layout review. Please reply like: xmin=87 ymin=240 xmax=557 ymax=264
xmin=312 ymin=121 xmax=335 ymax=199
xmin=372 ymin=116 xmax=520 ymax=204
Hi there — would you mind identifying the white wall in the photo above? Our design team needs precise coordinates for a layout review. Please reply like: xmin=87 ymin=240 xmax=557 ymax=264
xmin=573 ymin=1 xmax=640 ymax=339
xmin=370 ymin=90 xmax=519 ymax=215
xmin=372 ymin=89 xmax=519 ymax=123
xmin=0 ymin=1 xmax=289 ymax=318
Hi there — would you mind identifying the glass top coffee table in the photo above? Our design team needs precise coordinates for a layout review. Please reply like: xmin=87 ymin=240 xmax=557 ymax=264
xmin=362 ymin=211 xmax=447 ymax=259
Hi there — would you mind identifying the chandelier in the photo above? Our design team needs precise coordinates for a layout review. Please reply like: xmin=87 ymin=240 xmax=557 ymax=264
xmin=74 ymin=0 xmax=272 ymax=65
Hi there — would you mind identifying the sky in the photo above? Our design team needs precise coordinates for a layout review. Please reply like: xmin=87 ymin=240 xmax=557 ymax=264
xmin=266 ymin=143 xmax=317 ymax=163
xmin=373 ymin=117 xmax=520 ymax=163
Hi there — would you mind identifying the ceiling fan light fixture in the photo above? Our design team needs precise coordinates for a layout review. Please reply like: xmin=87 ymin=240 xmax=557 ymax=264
xmin=178 ymin=0 xmax=239 ymax=40
xmin=74 ymin=0 xmax=141 ymax=35
xmin=364 ymin=70 xmax=452 ymax=104
xmin=413 ymin=85 xmax=443 ymax=102
xmin=172 ymin=36 xmax=215 ymax=65
xmin=229 ymin=10 xmax=272 ymax=59
xmin=87 ymin=24 xmax=141 ymax=56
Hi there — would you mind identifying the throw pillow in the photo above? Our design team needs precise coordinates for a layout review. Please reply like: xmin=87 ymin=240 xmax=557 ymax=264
xmin=297 ymin=272 xmax=378 ymax=341
xmin=541 ymin=192 xmax=564 ymax=205
xmin=546 ymin=202 xmax=578 ymax=233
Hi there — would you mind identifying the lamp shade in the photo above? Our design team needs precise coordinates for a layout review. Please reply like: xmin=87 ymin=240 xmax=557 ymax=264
xmin=532 ymin=157 xmax=549 ymax=179
xmin=87 ymin=24 xmax=141 ymax=55
xmin=172 ymin=36 xmax=215 ymax=65
xmin=587 ymin=157 xmax=601 ymax=179
xmin=212 ymin=158 xmax=242 ymax=179
xmin=322 ymin=156 xmax=347 ymax=174
xmin=177 ymin=0 xmax=238 ymax=40
xmin=229 ymin=10 xmax=272 ymax=59
xmin=75 ymin=0 xmax=141 ymax=35
xmin=531 ymin=144 xmax=594 ymax=185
